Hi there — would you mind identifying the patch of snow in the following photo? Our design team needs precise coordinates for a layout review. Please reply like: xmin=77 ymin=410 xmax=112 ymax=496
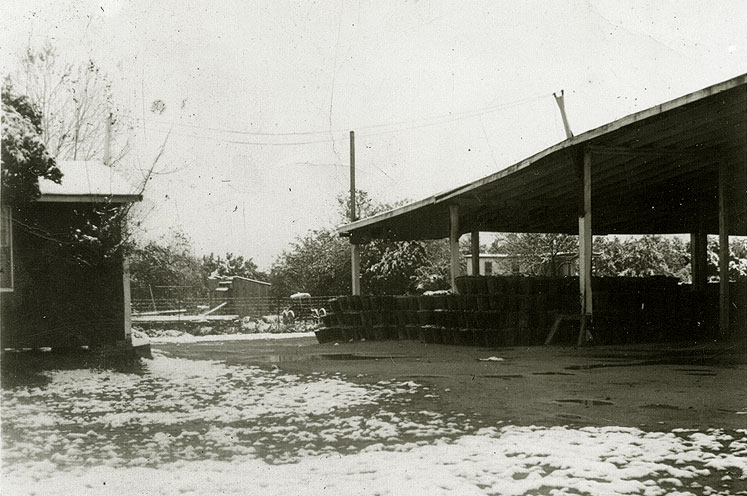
xmin=131 ymin=329 xmax=150 ymax=347
xmin=4 ymin=426 xmax=747 ymax=495
xmin=149 ymin=332 xmax=316 ymax=344
xmin=3 ymin=353 xmax=747 ymax=496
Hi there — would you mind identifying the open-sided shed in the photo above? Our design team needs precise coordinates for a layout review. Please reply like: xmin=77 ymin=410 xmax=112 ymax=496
xmin=339 ymin=74 xmax=747 ymax=338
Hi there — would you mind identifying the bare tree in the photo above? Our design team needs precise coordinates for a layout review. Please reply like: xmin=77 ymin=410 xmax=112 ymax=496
xmin=8 ymin=43 xmax=176 ymax=267
xmin=15 ymin=42 xmax=131 ymax=164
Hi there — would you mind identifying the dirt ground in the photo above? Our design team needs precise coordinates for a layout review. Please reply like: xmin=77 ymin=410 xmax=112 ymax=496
xmin=4 ymin=334 xmax=747 ymax=495
xmin=156 ymin=336 xmax=747 ymax=431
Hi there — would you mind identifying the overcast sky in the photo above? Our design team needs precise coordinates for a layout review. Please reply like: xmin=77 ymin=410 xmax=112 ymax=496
xmin=2 ymin=0 xmax=746 ymax=269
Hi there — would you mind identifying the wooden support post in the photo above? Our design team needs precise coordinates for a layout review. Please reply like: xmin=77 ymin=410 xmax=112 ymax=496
xmin=724 ymin=95 xmax=747 ymax=339
xmin=577 ymin=148 xmax=593 ymax=345
xmin=718 ymin=161 xmax=730 ymax=337
xmin=123 ymin=257 xmax=132 ymax=343
xmin=471 ymin=230 xmax=480 ymax=276
xmin=690 ymin=226 xmax=708 ymax=292
xmin=450 ymin=205 xmax=461 ymax=293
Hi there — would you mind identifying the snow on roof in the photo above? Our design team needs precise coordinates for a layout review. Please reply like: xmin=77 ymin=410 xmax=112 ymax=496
xmin=230 ymin=276 xmax=272 ymax=286
xmin=464 ymin=253 xmax=512 ymax=259
xmin=38 ymin=160 xmax=142 ymax=203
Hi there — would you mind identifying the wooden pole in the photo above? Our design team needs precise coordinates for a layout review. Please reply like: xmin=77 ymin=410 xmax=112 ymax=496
xmin=104 ymin=112 xmax=112 ymax=166
xmin=577 ymin=148 xmax=593 ymax=344
xmin=123 ymin=257 xmax=132 ymax=344
xmin=690 ymin=225 xmax=708 ymax=292
xmin=350 ymin=131 xmax=356 ymax=222
xmin=553 ymin=90 xmax=574 ymax=139
xmin=149 ymin=284 xmax=157 ymax=312
xmin=718 ymin=161 xmax=730 ymax=337
xmin=450 ymin=205 xmax=461 ymax=293
xmin=725 ymin=95 xmax=746 ymax=339
xmin=350 ymin=131 xmax=361 ymax=296
xmin=471 ymin=230 xmax=480 ymax=275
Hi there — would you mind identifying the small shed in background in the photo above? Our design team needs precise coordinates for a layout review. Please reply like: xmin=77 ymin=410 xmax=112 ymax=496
xmin=465 ymin=253 xmax=519 ymax=276
xmin=207 ymin=276 xmax=272 ymax=316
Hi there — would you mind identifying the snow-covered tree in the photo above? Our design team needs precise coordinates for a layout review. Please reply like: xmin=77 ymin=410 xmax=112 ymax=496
xmin=707 ymin=237 xmax=747 ymax=281
xmin=269 ymin=191 xmax=451 ymax=297
xmin=128 ymin=229 xmax=207 ymax=298
xmin=490 ymin=233 xmax=578 ymax=276
xmin=593 ymin=235 xmax=690 ymax=281
xmin=1 ymin=79 xmax=62 ymax=203
xmin=202 ymin=252 xmax=264 ymax=281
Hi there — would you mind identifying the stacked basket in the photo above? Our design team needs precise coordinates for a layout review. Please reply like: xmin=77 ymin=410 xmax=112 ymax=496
xmin=314 ymin=275 xmax=690 ymax=346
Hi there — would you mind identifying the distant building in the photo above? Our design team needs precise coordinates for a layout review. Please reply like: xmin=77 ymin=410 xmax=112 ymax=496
xmin=541 ymin=252 xmax=580 ymax=277
xmin=465 ymin=253 xmax=520 ymax=276
xmin=207 ymin=276 xmax=272 ymax=316
xmin=465 ymin=252 xmax=583 ymax=277
xmin=1 ymin=161 xmax=142 ymax=350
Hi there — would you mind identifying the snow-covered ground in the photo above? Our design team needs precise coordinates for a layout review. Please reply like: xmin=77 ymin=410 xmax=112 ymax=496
xmin=2 ymin=352 xmax=746 ymax=495
xmin=143 ymin=330 xmax=317 ymax=344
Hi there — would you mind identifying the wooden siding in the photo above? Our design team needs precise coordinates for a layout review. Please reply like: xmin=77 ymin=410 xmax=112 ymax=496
xmin=1 ymin=203 xmax=127 ymax=349
xmin=230 ymin=277 xmax=271 ymax=315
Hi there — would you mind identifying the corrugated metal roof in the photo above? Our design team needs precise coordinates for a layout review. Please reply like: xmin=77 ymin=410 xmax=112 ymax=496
xmin=38 ymin=160 xmax=142 ymax=203
xmin=339 ymin=74 xmax=747 ymax=241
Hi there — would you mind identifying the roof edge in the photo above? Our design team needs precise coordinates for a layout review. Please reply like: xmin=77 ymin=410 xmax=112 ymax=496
xmin=439 ymin=73 xmax=747 ymax=202
xmin=37 ymin=193 xmax=143 ymax=203
xmin=337 ymin=73 xmax=747 ymax=236
xmin=231 ymin=276 xmax=272 ymax=286
xmin=337 ymin=195 xmax=438 ymax=235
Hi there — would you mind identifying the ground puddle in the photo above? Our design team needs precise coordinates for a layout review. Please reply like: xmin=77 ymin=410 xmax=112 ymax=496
xmin=555 ymin=399 xmax=614 ymax=406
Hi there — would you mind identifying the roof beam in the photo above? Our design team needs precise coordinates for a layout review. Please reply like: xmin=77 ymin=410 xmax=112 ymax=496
xmin=588 ymin=145 xmax=717 ymax=158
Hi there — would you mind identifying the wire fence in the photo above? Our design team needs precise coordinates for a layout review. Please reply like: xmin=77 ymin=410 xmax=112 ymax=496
xmin=131 ymin=296 xmax=337 ymax=318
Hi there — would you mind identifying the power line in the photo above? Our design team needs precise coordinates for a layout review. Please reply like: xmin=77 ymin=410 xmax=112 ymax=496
xmin=122 ymin=92 xmax=551 ymax=145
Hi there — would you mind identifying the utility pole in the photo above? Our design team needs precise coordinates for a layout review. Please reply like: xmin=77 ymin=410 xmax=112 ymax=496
xmin=103 ymin=112 xmax=113 ymax=166
xmin=350 ymin=131 xmax=361 ymax=295
xmin=350 ymin=130 xmax=356 ymax=221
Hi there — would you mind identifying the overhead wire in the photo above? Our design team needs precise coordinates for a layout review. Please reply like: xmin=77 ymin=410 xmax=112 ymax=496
xmin=120 ymin=91 xmax=553 ymax=192
xmin=121 ymin=92 xmax=552 ymax=146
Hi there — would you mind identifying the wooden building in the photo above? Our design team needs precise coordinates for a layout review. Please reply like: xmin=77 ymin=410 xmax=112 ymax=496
xmin=464 ymin=252 xmax=581 ymax=277
xmin=464 ymin=254 xmax=519 ymax=276
xmin=1 ymin=161 xmax=141 ymax=349
xmin=339 ymin=75 xmax=747 ymax=340
xmin=207 ymin=276 xmax=272 ymax=316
